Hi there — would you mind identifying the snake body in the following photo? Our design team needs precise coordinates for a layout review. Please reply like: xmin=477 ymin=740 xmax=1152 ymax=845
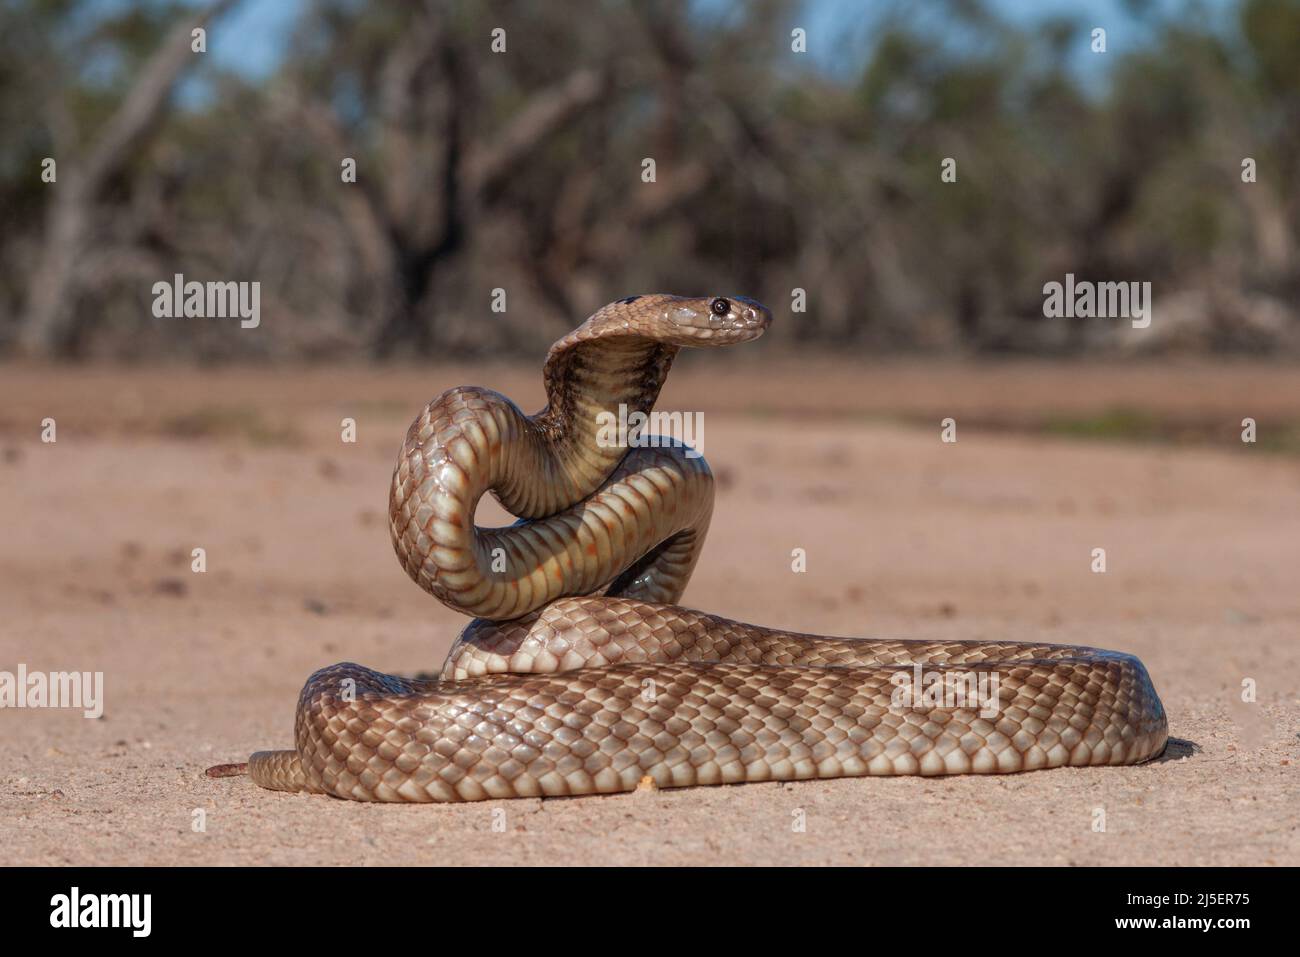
xmin=237 ymin=294 xmax=1167 ymax=802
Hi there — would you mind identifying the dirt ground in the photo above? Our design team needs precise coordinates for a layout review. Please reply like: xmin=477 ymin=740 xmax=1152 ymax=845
xmin=1 ymin=357 xmax=1297 ymax=866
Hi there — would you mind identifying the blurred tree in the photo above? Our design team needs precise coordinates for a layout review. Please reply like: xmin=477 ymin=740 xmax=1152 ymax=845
xmin=0 ymin=0 xmax=1297 ymax=359
xmin=8 ymin=0 xmax=241 ymax=355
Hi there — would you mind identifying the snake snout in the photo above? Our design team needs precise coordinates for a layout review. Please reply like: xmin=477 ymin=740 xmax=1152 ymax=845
xmin=732 ymin=295 xmax=773 ymax=333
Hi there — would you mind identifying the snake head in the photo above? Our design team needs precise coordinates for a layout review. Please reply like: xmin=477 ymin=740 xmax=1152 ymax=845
xmin=663 ymin=295 xmax=772 ymax=345
xmin=582 ymin=295 xmax=772 ymax=348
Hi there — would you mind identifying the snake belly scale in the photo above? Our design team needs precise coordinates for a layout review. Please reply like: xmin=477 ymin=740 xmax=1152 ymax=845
xmin=223 ymin=294 xmax=1167 ymax=802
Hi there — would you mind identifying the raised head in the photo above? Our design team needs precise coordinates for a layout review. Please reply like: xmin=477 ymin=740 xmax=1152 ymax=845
xmin=574 ymin=294 xmax=773 ymax=348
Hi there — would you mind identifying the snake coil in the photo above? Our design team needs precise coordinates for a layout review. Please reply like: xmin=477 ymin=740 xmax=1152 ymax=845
xmin=222 ymin=295 xmax=1166 ymax=802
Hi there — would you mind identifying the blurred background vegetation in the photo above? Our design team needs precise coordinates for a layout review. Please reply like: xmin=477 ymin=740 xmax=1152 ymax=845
xmin=0 ymin=0 xmax=1297 ymax=361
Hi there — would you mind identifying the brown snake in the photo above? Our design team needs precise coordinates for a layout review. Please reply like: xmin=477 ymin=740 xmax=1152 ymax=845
xmin=211 ymin=294 xmax=1168 ymax=801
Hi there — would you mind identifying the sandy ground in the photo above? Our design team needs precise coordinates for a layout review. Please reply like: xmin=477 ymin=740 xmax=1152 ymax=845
xmin=1 ymin=358 xmax=1297 ymax=866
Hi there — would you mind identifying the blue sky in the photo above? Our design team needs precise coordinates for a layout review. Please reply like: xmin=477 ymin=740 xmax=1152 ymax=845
xmin=205 ymin=0 xmax=304 ymax=77
xmin=190 ymin=0 xmax=1237 ymax=87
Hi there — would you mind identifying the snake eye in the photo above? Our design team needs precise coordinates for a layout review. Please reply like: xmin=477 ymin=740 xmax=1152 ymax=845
xmin=709 ymin=297 xmax=730 ymax=317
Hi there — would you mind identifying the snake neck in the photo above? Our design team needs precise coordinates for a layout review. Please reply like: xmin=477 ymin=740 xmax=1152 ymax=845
xmin=529 ymin=334 xmax=679 ymax=514
xmin=389 ymin=294 xmax=773 ymax=622
xmin=389 ymin=334 xmax=710 ymax=621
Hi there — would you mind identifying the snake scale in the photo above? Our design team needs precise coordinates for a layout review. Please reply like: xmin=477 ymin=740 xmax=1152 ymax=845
xmin=212 ymin=294 xmax=1168 ymax=802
